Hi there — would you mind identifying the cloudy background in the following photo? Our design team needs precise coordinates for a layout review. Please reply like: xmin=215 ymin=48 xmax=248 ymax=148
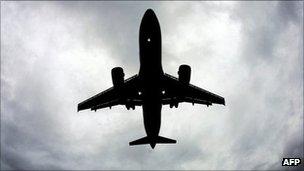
xmin=1 ymin=1 xmax=303 ymax=170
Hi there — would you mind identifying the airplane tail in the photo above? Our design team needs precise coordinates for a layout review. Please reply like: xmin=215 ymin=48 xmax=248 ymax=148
xmin=129 ymin=136 xmax=176 ymax=148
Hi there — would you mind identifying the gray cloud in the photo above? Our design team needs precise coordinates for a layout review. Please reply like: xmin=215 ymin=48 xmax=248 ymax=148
xmin=1 ymin=1 xmax=303 ymax=170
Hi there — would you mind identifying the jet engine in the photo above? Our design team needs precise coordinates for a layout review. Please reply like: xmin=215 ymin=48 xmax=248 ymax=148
xmin=111 ymin=67 xmax=125 ymax=88
xmin=178 ymin=65 xmax=191 ymax=84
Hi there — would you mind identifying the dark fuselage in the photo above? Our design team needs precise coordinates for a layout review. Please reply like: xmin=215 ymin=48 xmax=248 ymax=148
xmin=138 ymin=9 xmax=163 ymax=143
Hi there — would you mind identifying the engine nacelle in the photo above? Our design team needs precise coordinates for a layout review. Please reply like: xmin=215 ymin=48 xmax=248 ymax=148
xmin=178 ymin=65 xmax=191 ymax=84
xmin=111 ymin=67 xmax=124 ymax=88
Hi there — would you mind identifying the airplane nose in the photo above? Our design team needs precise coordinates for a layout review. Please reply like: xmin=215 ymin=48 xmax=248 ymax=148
xmin=143 ymin=9 xmax=156 ymax=18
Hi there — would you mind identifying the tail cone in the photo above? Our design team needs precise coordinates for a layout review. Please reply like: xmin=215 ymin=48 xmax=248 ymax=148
xmin=150 ymin=143 xmax=156 ymax=149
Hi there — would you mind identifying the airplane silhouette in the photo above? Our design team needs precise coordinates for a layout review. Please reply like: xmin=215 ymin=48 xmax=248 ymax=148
xmin=78 ymin=9 xmax=225 ymax=149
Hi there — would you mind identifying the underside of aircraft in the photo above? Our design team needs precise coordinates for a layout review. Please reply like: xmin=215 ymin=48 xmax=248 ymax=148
xmin=78 ymin=9 xmax=225 ymax=149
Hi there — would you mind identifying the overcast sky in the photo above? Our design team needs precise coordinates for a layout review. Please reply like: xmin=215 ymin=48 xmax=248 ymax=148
xmin=1 ymin=1 xmax=303 ymax=170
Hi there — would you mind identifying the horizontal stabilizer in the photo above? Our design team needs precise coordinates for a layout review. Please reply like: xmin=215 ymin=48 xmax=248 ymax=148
xmin=129 ymin=136 xmax=150 ymax=146
xmin=156 ymin=136 xmax=176 ymax=144
xmin=129 ymin=136 xmax=176 ymax=148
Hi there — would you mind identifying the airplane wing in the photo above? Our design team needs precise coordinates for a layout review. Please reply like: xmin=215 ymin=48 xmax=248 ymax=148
xmin=78 ymin=75 xmax=142 ymax=111
xmin=161 ymin=73 xmax=225 ymax=107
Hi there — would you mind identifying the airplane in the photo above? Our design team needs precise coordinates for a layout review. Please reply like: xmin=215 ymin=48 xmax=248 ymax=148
xmin=77 ymin=9 xmax=225 ymax=149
